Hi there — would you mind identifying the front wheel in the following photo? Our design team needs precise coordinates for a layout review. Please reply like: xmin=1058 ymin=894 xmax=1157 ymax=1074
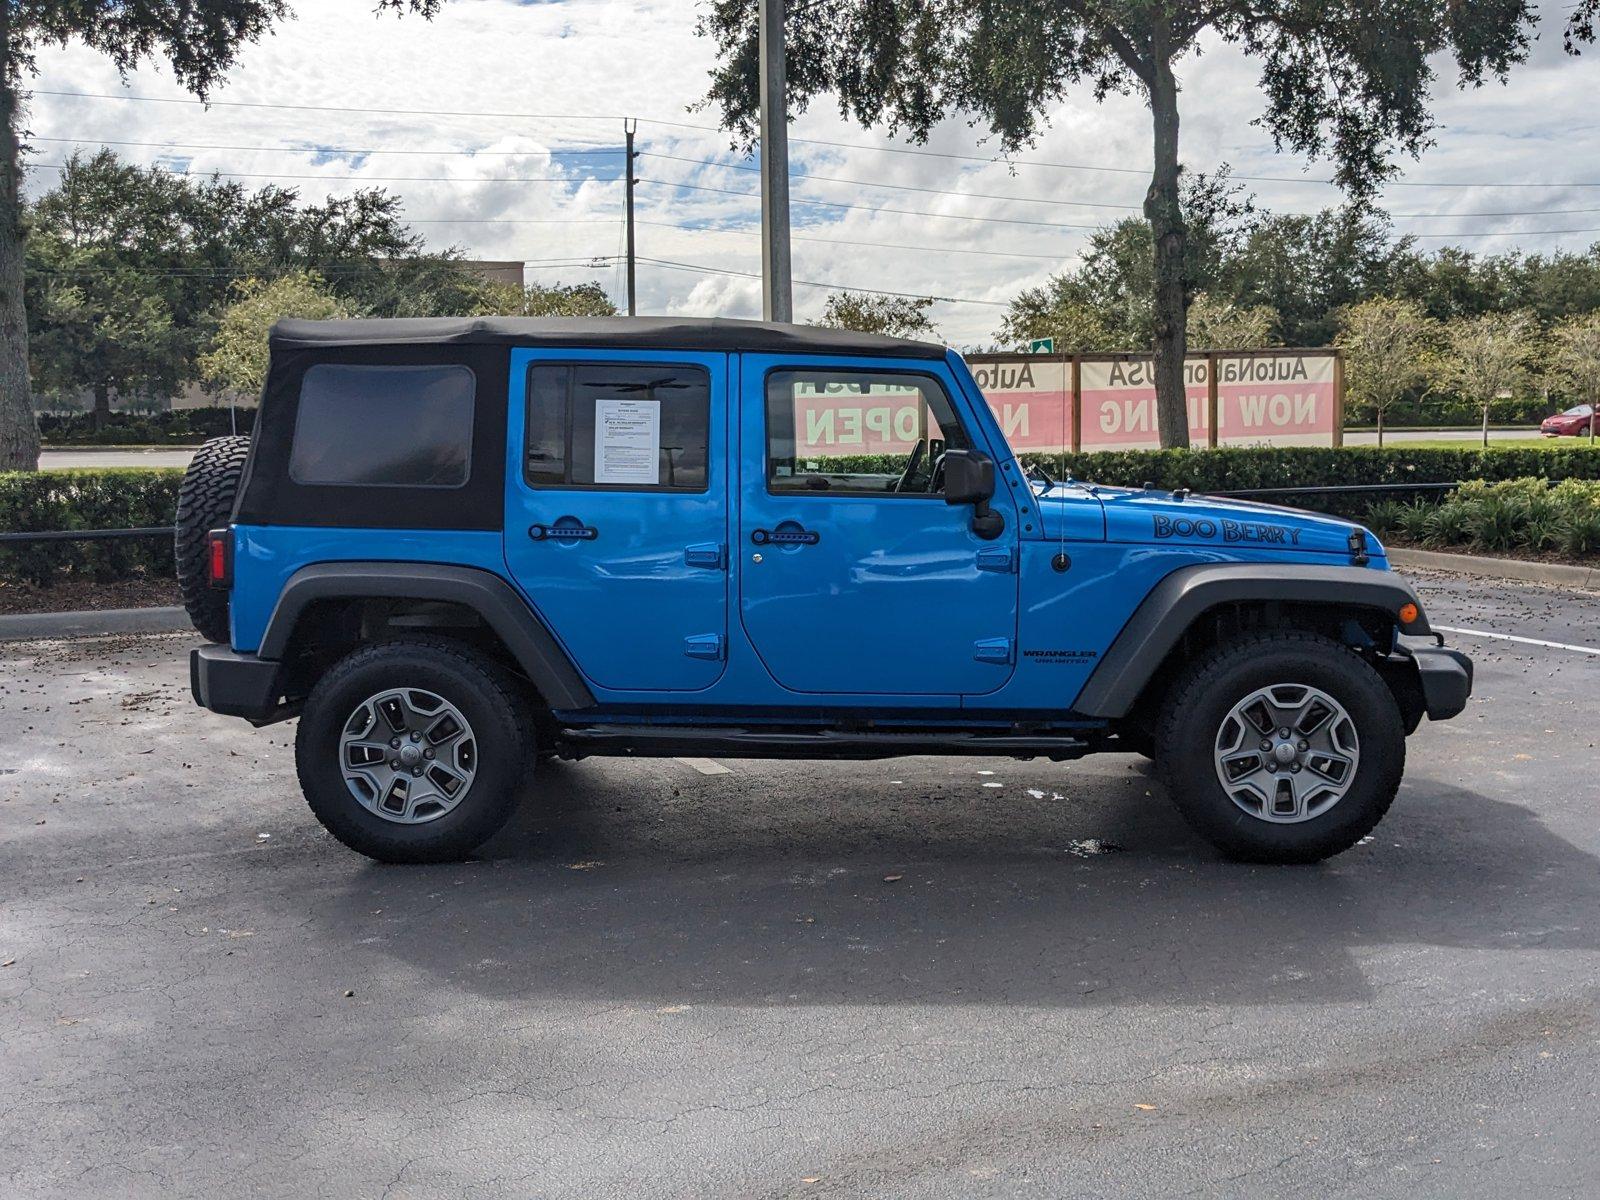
xmin=1153 ymin=632 xmax=1405 ymax=864
xmin=295 ymin=639 xmax=535 ymax=863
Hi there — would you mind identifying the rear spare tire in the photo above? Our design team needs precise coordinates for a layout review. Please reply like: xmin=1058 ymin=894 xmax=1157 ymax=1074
xmin=175 ymin=435 xmax=251 ymax=643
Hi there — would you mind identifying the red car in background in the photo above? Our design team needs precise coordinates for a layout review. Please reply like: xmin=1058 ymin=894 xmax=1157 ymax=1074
xmin=1541 ymin=404 xmax=1597 ymax=437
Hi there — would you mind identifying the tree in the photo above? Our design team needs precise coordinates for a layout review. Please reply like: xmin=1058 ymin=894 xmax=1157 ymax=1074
xmin=699 ymin=1 xmax=1597 ymax=450
xmin=24 ymin=150 xmax=440 ymax=427
xmin=468 ymin=279 xmax=619 ymax=318
xmin=0 ymin=1 xmax=446 ymax=470
xmin=998 ymin=288 xmax=1122 ymax=353
xmin=997 ymin=171 xmax=1251 ymax=351
xmin=1548 ymin=312 xmax=1600 ymax=440
xmin=1185 ymin=292 xmax=1276 ymax=350
xmin=1434 ymin=311 xmax=1539 ymax=448
xmin=813 ymin=290 xmax=937 ymax=338
xmin=1335 ymin=297 xmax=1436 ymax=447
xmin=200 ymin=272 xmax=350 ymax=399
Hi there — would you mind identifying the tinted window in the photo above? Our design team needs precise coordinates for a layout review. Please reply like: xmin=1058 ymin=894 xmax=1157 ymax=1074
xmin=289 ymin=364 xmax=474 ymax=487
xmin=766 ymin=369 xmax=970 ymax=496
xmin=525 ymin=363 xmax=709 ymax=491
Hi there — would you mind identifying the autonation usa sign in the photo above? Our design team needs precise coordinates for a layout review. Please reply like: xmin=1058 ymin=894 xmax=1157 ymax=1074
xmin=967 ymin=351 xmax=1342 ymax=451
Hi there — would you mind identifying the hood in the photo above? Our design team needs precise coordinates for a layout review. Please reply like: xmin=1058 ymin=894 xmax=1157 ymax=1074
xmin=1033 ymin=482 xmax=1384 ymax=560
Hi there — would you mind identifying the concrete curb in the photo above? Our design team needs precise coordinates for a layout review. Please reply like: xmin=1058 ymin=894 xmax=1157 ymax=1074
xmin=1388 ymin=547 xmax=1598 ymax=590
xmin=0 ymin=606 xmax=191 ymax=642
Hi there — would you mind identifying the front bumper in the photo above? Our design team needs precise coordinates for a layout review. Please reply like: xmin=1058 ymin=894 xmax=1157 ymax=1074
xmin=190 ymin=645 xmax=291 ymax=725
xmin=1409 ymin=644 xmax=1474 ymax=721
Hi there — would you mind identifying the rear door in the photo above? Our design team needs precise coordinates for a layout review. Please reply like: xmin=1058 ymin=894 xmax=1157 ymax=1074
xmin=503 ymin=349 xmax=729 ymax=692
xmin=738 ymin=354 xmax=1021 ymax=696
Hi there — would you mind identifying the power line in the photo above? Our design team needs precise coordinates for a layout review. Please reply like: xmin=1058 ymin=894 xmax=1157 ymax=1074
xmin=42 ymin=134 xmax=1600 ymax=222
xmin=33 ymin=162 xmax=619 ymax=186
xmin=638 ymin=177 xmax=1104 ymax=230
xmin=635 ymin=219 xmax=1071 ymax=260
xmin=32 ymin=136 xmax=621 ymax=157
xmin=631 ymin=255 xmax=1009 ymax=306
xmin=38 ymin=87 xmax=1600 ymax=191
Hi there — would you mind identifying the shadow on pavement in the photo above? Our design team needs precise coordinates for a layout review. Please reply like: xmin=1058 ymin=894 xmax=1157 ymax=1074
xmin=313 ymin=762 xmax=1600 ymax=1010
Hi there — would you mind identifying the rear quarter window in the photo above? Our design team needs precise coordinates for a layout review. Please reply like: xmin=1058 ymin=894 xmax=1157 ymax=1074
xmin=289 ymin=364 xmax=476 ymax=488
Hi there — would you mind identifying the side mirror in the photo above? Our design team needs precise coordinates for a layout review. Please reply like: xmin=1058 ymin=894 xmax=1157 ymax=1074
xmin=942 ymin=448 xmax=995 ymax=506
xmin=942 ymin=449 xmax=1005 ymax=540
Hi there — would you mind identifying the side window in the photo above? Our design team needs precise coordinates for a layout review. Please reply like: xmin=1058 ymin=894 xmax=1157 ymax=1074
xmin=766 ymin=369 xmax=971 ymax=496
xmin=289 ymin=364 xmax=475 ymax=488
xmin=525 ymin=363 xmax=710 ymax=491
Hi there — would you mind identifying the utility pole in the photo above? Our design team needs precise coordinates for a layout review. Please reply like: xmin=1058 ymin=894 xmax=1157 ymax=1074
xmin=758 ymin=0 xmax=792 ymax=323
xmin=623 ymin=118 xmax=638 ymax=317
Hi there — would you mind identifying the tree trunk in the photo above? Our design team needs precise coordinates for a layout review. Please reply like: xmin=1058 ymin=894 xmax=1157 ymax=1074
xmin=0 ymin=14 xmax=40 ymax=472
xmin=1481 ymin=401 xmax=1490 ymax=449
xmin=1376 ymin=405 xmax=1384 ymax=449
xmin=1144 ymin=40 xmax=1189 ymax=450
xmin=92 ymin=381 xmax=110 ymax=432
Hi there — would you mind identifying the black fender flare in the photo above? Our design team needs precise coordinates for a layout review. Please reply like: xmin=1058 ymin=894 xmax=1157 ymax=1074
xmin=1071 ymin=563 xmax=1431 ymax=719
xmin=257 ymin=562 xmax=595 ymax=710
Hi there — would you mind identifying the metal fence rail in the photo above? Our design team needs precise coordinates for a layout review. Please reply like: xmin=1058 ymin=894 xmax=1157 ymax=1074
xmin=0 ymin=526 xmax=176 ymax=546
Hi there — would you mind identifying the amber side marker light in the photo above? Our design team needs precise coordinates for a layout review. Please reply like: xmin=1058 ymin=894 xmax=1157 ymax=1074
xmin=1398 ymin=602 xmax=1420 ymax=626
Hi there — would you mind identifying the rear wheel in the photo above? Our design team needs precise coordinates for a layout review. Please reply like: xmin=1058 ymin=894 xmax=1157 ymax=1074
xmin=1153 ymin=632 xmax=1405 ymax=864
xmin=295 ymin=639 xmax=535 ymax=863
xmin=175 ymin=435 xmax=251 ymax=643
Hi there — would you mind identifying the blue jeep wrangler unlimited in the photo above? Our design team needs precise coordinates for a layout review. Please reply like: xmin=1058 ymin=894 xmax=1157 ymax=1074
xmin=180 ymin=316 xmax=1472 ymax=865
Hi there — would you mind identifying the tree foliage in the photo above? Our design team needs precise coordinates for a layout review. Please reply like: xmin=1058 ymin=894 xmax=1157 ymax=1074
xmin=468 ymin=280 xmax=619 ymax=318
xmin=1185 ymin=293 xmax=1277 ymax=350
xmin=813 ymin=290 xmax=937 ymax=339
xmin=1433 ymin=310 xmax=1539 ymax=447
xmin=1334 ymin=297 xmax=1436 ymax=446
xmin=22 ymin=150 xmax=546 ymax=418
xmin=0 ymin=0 xmax=448 ymax=468
xmin=1547 ymin=312 xmax=1600 ymax=438
xmin=700 ymin=0 xmax=1598 ymax=448
xmin=200 ymin=272 xmax=350 ymax=398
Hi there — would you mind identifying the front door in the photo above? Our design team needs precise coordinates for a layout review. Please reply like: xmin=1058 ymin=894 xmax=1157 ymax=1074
xmin=738 ymin=355 xmax=1020 ymax=696
xmin=504 ymin=349 xmax=728 ymax=693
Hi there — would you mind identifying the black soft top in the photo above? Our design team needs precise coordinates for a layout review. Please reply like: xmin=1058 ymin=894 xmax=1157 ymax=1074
xmin=268 ymin=316 xmax=949 ymax=359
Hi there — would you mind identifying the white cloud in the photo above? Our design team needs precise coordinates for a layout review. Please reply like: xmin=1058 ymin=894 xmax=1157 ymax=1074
xmin=22 ymin=0 xmax=1600 ymax=345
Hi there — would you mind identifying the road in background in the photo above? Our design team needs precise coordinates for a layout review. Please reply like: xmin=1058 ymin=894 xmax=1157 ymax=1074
xmin=35 ymin=427 xmax=1571 ymax=471
xmin=2 ymin=570 xmax=1596 ymax=1199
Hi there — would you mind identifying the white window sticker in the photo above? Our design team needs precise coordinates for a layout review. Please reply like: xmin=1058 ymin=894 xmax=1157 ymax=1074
xmin=593 ymin=398 xmax=661 ymax=485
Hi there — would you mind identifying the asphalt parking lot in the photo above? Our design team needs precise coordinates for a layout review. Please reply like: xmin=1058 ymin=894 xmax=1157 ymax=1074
xmin=2 ymin=571 xmax=1597 ymax=1199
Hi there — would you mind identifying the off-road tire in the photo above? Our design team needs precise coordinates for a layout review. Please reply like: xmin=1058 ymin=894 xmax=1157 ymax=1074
xmin=175 ymin=435 xmax=251 ymax=643
xmin=1153 ymin=632 xmax=1405 ymax=864
xmin=295 ymin=638 xmax=536 ymax=863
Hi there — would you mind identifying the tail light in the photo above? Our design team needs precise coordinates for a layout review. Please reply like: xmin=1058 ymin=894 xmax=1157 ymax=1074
xmin=207 ymin=529 xmax=232 ymax=589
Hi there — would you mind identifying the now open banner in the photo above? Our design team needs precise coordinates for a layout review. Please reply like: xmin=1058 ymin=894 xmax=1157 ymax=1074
xmin=971 ymin=352 xmax=1341 ymax=452
xmin=783 ymin=352 xmax=1341 ymax=458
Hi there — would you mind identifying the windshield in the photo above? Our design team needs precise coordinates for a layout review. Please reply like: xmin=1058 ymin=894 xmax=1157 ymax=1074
xmin=1561 ymin=404 xmax=1595 ymax=417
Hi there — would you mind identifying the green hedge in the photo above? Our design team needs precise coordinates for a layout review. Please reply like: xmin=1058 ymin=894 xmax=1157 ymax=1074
xmin=1365 ymin=478 xmax=1600 ymax=558
xmin=0 ymin=469 xmax=183 ymax=587
xmin=38 ymin=409 xmax=253 ymax=446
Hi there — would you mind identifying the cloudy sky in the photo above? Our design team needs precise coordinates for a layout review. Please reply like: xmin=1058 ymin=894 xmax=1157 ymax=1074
xmin=22 ymin=0 xmax=1600 ymax=346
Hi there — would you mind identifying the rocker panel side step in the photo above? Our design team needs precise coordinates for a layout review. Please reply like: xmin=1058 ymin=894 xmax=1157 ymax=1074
xmin=554 ymin=724 xmax=1094 ymax=761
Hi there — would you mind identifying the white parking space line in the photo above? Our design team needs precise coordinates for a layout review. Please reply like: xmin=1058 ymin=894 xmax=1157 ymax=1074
xmin=674 ymin=757 xmax=733 ymax=775
xmin=1435 ymin=626 xmax=1600 ymax=657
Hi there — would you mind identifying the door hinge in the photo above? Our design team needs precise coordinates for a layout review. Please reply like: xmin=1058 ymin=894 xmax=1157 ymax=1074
xmin=976 ymin=545 xmax=1018 ymax=574
xmin=683 ymin=633 xmax=726 ymax=661
xmin=683 ymin=542 xmax=727 ymax=570
xmin=972 ymin=637 xmax=1014 ymax=665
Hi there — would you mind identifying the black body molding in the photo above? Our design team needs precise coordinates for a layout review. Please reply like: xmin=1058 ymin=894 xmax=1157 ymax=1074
xmin=1072 ymin=563 xmax=1432 ymax=719
xmin=258 ymin=562 xmax=595 ymax=711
